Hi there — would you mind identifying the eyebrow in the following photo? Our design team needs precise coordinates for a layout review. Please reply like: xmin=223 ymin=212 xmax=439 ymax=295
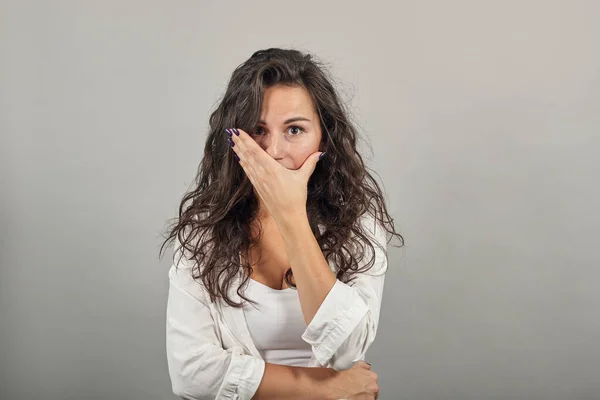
xmin=258 ymin=117 xmax=311 ymax=125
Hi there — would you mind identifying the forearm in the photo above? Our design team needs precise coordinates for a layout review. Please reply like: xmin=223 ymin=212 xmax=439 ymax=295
xmin=276 ymin=213 xmax=337 ymax=326
xmin=252 ymin=362 xmax=338 ymax=400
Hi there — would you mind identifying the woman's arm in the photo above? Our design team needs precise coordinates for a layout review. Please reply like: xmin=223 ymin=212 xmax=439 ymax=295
xmin=278 ymin=212 xmax=388 ymax=372
xmin=167 ymin=265 xmax=262 ymax=399
xmin=277 ymin=210 xmax=338 ymax=327
xmin=167 ymin=241 xmax=342 ymax=400
xmin=252 ymin=363 xmax=339 ymax=400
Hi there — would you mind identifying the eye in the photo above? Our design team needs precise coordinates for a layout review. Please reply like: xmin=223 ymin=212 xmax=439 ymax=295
xmin=287 ymin=125 xmax=304 ymax=135
xmin=252 ymin=126 xmax=265 ymax=136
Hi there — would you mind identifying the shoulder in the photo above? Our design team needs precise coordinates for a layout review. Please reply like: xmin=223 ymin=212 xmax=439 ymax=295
xmin=169 ymin=228 xmax=210 ymax=303
xmin=356 ymin=211 xmax=389 ymax=275
xmin=356 ymin=211 xmax=388 ymax=254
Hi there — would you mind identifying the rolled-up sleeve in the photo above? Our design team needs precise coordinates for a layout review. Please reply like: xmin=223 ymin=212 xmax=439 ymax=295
xmin=301 ymin=214 xmax=388 ymax=371
xmin=166 ymin=240 xmax=265 ymax=400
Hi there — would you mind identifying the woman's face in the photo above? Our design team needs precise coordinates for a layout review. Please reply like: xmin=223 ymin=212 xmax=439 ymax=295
xmin=250 ymin=84 xmax=323 ymax=170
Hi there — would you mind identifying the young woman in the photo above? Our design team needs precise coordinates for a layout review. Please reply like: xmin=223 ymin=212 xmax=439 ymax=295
xmin=161 ymin=48 xmax=403 ymax=400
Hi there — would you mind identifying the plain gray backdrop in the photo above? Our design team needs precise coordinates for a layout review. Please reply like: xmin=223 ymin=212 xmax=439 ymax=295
xmin=1 ymin=1 xmax=599 ymax=399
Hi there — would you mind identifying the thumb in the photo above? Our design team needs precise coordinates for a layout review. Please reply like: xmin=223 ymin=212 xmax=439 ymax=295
xmin=299 ymin=151 xmax=326 ymax=178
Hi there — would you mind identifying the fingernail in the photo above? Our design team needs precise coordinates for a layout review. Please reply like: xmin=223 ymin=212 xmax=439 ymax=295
xmin=233 ymin=128 xmax=240 ymax=136
xmin=234 ymin=154 xmax=240 ymax=161
xmin=225 ymin=128 xmax=232 ymax=137
xmin=228 ymin=138 xmax=235 ymax=147
xmin=318 ymin=152 xmax=327 ymax=161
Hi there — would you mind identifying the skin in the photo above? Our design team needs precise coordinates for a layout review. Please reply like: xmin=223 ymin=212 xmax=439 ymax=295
xmin=227 ymin=84 xmax=325 ymax=289
xmin=252 ymin=85 xmax=323 ymax=171
xmin=249 ymin=84 xmax=324 ymax=217
xmin=225 ymin=85 xmax=378 ymax=399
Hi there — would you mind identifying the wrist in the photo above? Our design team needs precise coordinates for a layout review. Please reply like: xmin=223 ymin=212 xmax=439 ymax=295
xmin=294 ymin=366 xmax=340 ymax=400
xmin=319 ymin=368 xmax=343 ymax=400
xmin=275 ymin=211 xmax=309 ymax=236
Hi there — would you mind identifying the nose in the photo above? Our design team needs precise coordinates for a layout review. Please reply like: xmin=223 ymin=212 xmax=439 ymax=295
xmin=261 ymin=132 xmax=286 ymax=159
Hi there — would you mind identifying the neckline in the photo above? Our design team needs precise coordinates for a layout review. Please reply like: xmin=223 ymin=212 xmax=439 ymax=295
xmin=238 ymin=251 xmax=296 ymax=292
xmin=248 ymin=277 xmax=295 ymax=292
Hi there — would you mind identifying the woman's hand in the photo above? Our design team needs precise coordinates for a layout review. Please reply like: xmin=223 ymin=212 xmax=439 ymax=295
xmin=226 ymin=127 xmax=323 ymax=224
xmin=325 ymin=360 xmax=380 ymax=400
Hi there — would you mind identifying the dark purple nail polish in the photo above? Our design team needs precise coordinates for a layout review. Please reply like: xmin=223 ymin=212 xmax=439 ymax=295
xmin=225 ymin=128 xmax=232 ymax=137
xmin=233 ymin=128 xmax=240 ymax=136
xmin=318 ymin=152 xmax=327 ymax=161
xmin=234 ymin=154 xmax=240 ymax=161
xmin=228 ymin=138 xmax=235 ymax=147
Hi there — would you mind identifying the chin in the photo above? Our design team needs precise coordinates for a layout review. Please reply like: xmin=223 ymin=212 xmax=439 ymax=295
xmin=279 ymin=162 xmax=297 ymax=170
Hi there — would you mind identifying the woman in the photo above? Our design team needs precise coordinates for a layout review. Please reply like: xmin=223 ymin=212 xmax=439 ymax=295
xmin=161 ymin=48 xmax=403 ymax=400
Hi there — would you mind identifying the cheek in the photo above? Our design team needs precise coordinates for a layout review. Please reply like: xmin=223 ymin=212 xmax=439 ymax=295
xmin=300 ymin=134 xmax=322 ymax=152
xmin=290 ymin=142 xmax=320 ymax=168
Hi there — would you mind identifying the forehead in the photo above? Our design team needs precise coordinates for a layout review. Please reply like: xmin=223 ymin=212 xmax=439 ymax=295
xmin=261 ymin=85 xmax=316 ymax=119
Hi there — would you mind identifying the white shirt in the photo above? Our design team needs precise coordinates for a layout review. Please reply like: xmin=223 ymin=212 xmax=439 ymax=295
xmin=166 ymin=213 xmax=388 ymax=400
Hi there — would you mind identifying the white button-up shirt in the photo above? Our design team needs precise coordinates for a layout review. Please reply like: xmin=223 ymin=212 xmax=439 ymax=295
xmin=166 ymin=213 xmax=388 ymax=400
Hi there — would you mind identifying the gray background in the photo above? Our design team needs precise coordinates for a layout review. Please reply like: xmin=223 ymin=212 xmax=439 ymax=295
xmin=1 ymin=1 xmax=599 ymax=399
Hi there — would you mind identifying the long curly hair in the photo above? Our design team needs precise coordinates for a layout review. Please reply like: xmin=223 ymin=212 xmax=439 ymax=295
xmin=159 ymin=47 xmax=404 ymax=308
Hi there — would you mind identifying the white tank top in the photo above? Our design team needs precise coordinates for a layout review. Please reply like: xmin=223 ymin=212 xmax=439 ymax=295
xmin=242 ymin=278 xmax=313 ymax=367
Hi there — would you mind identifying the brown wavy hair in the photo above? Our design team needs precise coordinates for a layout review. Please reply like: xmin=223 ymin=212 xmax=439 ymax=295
xmin=159 ymin=47 xmax=404 ymax=308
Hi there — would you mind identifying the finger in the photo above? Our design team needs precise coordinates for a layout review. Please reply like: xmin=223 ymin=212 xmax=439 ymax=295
xmin=236 ymin=155 xmax=258 ymax=190
xmin=228 ymin=128 xmax=276 ymax=170
xmin=228 ymin=128 xmax=279 ymax=189
xmin=226 ymin=128 xmax=262 ymax=187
